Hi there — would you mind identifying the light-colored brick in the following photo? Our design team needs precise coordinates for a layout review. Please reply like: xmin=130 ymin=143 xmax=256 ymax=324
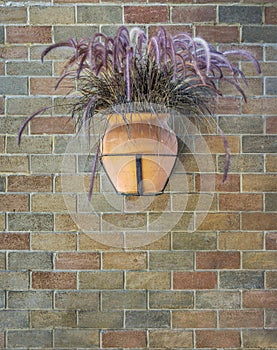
xmin=0 ymin=194 xmax=29 ymax=212
xmin=30 ymin=310 xmax=77 ymax=328
xmin=102 ymin=291 xmax=146 ymax=310
xmin=0 ymin=310 xmax=28 ymax=329
xmin=79 ymin=272 xmax=123 ymax=290
xmin=31 ymin=233 xmax=76 ymax=251
xmin=7 ymin=136 xmax=52 ymax=154
xmin=30 ymin=6 xmax=75 ymax=25
xmin=0 ymin=156 xmax=29 ymax=173
xmin=32 ymin=194 xmax=76 ymax=212
xmin=172 ymin=310 xmax=217 ymax=328
xmin=126 ymin=272 xmax=170 ymax=290
xmin=149 ymin=251 xmax=193 ymax=270
xmin=55 ymin=291 xmax=99 ymax=310
xmin=7 ymin=330 xmax=52 ymax=348
xmin=102 ymin=252 xmax=146 ymax=270
xmin=8 ymin=291 xmax=52 ymax=309
xmin=0 ymin=272 xmax=29 ymax=291
xmin=54 ymin=329 xmax=99 ymax=348
xmin=79 ymin=311 xmax=123 ymax=328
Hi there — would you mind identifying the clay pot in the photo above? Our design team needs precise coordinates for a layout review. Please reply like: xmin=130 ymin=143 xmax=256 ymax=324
xmin=100 ymin=113 xmax=178 ymax=195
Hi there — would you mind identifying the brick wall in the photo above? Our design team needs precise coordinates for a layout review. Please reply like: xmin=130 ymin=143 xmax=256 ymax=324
xmin=0 ymin=1 xmax=276 ymax=349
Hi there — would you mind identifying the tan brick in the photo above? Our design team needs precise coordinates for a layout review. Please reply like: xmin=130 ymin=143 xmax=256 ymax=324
xmin=174 ymin=272 xmax=217 ymax=290
xmin=7 ymin=330 xmax=52 ymax=349
xmin=219 ymin=310 xmax=264 ymax=328
xmin=196 ymin=252 xmax=240 ymax=269
xmin=78 ymin=232 xmax=124 ymax=251
xmin=149 ymin=212 xmax=193 ymax=232
xmin=173 ymin=232 xmax=217 ymax=250
xmin=266 ymin=309 xmax=277 ymax=328
xmin=30 ymin=155 xmax=75 ymax=174
xmin=54 ymin=329 xmax=99 ymax=348
xmin=8 ymin=252 xmax=52 ymax=270
xmin=124 ymin=6 xmax=169 ymax=23
xmin=31 ymin=310 xmax=77 ymax=328
xmin=0 ymin=136 xmax=4 ymax=153
xmin=0 ymin=253 xmax=5 ymax=269
xmin=0 ymin=331 xmax=4 ymax=348
xmin=6 ymin=26 xmax=52 ymax=44
xmin=7 ymin=97 xmax=51 ymax=116
xmin=266 ymin=116 xmax=277 ymax=134
xmin=195 ymin=174 xmax=240 ymax=192
xmin=55 ymin=213 xmax=100 ymax=232
xmin=0 ymin=194 xmax=29 ymax=212
xmin=196 ymin=291 xmax=240 ymax=309
xmin=172 ymin=193 xmax=216 ymax=212
xmin=30 ymin=6 xmax=75 ymax=24
xmin=55 ymin=291 xmax=99 ymax=310
xmin=219 ymin=232 xmax=263 ymax=250
xmin=0 ymin=46 xmax=27 ymax=60
xmin=126 ymin=272 xmax=170 ymax=290
xmin=55 ymin=175 xmax=91 ymax=193
xmin=8 ymin=291 xmax=52 ymax=309
xmin=55 ymin=252 xmax=100 ymax=270
xmin=149 ymin=251 xmax=193 ymax=270
xmin=195 ymin=135 xmax=240 ymax=154
xmin=30 ymin=77 xmax=74 ymax=95
xmin=31 ymin=233 xmax=76 ymax=251
xmin=242 ymin=213 xmax=277 ymax=230
xmin=172 ymin=310 xmax=216 ymax=328
xmin=0 ymin=156 xmax=29 ymax=173
xmin=102 ymin=291 xmax=146 ymax=310
xmin=31 ymin=117 xmax=74 ymax=135
xmin=0 ymin=7 xmax=27 ymax=23
xmin=198 ymin=213 xmax=240 ymax=231
xmin=79 ymin=272 xmax=123 ymax=290
xmin=242 ymin=174 xmax=276 ymax=192
xmin=8 ymin=135 xmax=52 ymax=154
xmin=79 ymin=311 xmax=123 ymax=328
xmin=266 ymin=155 xmax=277 ymax=172
xmin=125 ymin=193 xmax=171 ymax=212
xmin=8 ymin=175 xmax=52 ymax=192
xmin=149 ymin=330 xmax=193 ymax=348
xmin=219 ymin=194 xmax=263 ymax=211
xmin=243 ymin=291 xmax=277 ymax=308
xmin=215 ymin=97 xmax=240 ymax=115
xmin=266 ymin=271 xmax=277 ymax=289
xmin=196 ymin=330 xmax=241 ymax=348
xmin=243 ymin=252 xmax=277 ymax=269
xmin=172 ymin=5 xmax=215 ymax=23
xmin=8 ymin=213 xmax=53 ymax=232
xmin=32 ymin=272 xmax=76 ymax=290
xmin=243 ymin=330 xmax=277 ymax=348
xmin=102 ymin=213 xmax=147 ymax=231
xmin=32 ymin=194 xmax=76 ymax=212
xmin=0 ymin=214 xmax=4 ymax=231
xmin=102 ymin=252 xmax=146 ymax=270
xmin=242 ymin=97 xmax=277 ymax=115
xmin=0 ymin=233 xmax=29 ymax=250
xmin=102 ymin=330 xmax=146 ymax=348
xmin=0 ymin=272 xmax=29 ymax=290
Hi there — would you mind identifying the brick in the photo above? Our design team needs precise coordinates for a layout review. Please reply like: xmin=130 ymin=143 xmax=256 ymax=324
xmin=0 ymin=215 xmax=4 ymax=231
xmin=77 ymin=6 xmax=122 ymax=24
xmin=242 ymin=135 xmax=277 ymax=153
xmin=125 ymin=193 xmax=171 ymax=212
xmin=266 ymin=117 xmax=277 ymax=134
xmin=31 ymin=233 xmax=76 ymax=251
xmin=0 ymin=27 xmax=3 ymax=44
xmin=196 ymin=26 xmax=239 ymax=43
xmin=0 ymin=138 xmax=4 ymax=154
xmin=79 ymin=311 xmax=123 ymax=328
xmin=149 ymin=330 xmax=193 ymax=348
xmin=243 ymin=330 xmax=277 ymax=348
xmin=53 ymin=25 xmax=98 ymax=42
xmin=242 ymin=213 xmax=277 ymax=230
xmin=8 ymin=213 xmax=53 ymax=232
xmin=102 ymin=213 xmax=147 ymax=231
xmin=218 ymin=154 xmax=264 ymax=173
xmin=102 ymin=330 xmax=146 ymax=348
xmin=7 ymin=61 xmax=52 ymax=76
xmin=242 ymin=97 xmax=277 ymax=115
xmin=0 ymin=7 xmax=27 ymax=23
xmin=126 ymin=310 xmax=170 ymax=328
xmin=172 ymin=6 xmax=215 ymax=23
xmin=8 ymin=252 xmax=52 ymax=270
xmin=0 ymin=156 xmax=29 ymax=173
xmin=30 ymin=77 xmax=74 ymax=95
xmin=0 ymin=46 xmax=27 ymax=60
xmin=0 ymin=253 xmax=5 ymax=269
xmin=7 ymin=330 xmax=52 ymax=348
xmin=220 ymin=271 xmax=264 ymax=289
xmin=0 ymin=194 xmax=29 ymax=212
xmin=102 ymin=252 xmax=146 ymax=270
xmin=172 ymin=310 xmax=216 ymax=328
xmin=8 ymin=175 xmax=52 ymax=192
xmin=219 ymin=5 xmax=262 ymax=24
xmin=8 ymin=291 xmax=52 ymax=309
xmin=195 ymin=135 xmax=240 ymax=154
xmin=32 ymin=194 xmax=76 ymax=212
xmin=173 ymin=232 xmax=217 ymax=250
xmin=124 ymin=6 xmax=169 ymax=23
xmin=243 ymin=252 xmax=277 ymax=269
xmin=31 ymin=310 xmax=77 ymax=328
xmin=79 ymin=272 xmax=123 ymax=289
xmin=6 ymin=26 xmax=52 ymax=44
xmin=30 ymin=6 xmax=74 ymax=24
xmin=7 ymin=97 xmax=50 ymax=116
xmin=196 ymin=291 xmax=240 ymax=309
xmin=31 ymin=117 xmax=74 ymax=135
xmin=55 ymin=291 xmax=99 ymax=310
xmin=78 ymin=232 xmax=124 ymax=251
xmin=149 ymin=251 xmax=193 ymax=270
xmin=8 ymin=135 xmax=52 ymax=154
xmin=265 ymin=6 xmax=277 ymax=24
xmin=0 ymin=176 xmax=5 ymax=192
xmin=266 ymin=310 xmax=277 ymax=328
xmin=0 ymin=233 xmax=29 ymax=250
xmin=0 ymin=77 xmax=28 ymax=95
xmin=196 ymin=330 xmax=240 ymax=348
xmin=149 ymin=291 xmax=193 ymax=309
xmin=55 ymin=213 xmax=100 ymax=232
xmin=243 ymin=25 xmax=277 ymax=43
xmin=195 ymin=174 xmax=240 ymax=192
xmin=31 ymin=155 xmax=75 ymax=174
xmin=102 ymin=291 xmax=146 ymax=310
xmin=219 ymin=310 xmax=264 ymax=328
xmin=266 ymin=155 xmax=277 ymax=172
xmin=243 ymin=175 xmax=276 ymax=192
xmin=219 ymin=193 xmax=263 ymax=211
xmin=0 ymin=291 xmax=4 ymax=308
xmin=149 ymin=212 xmax=193 ymax=232
xmin=55 ymin=252 xmax=99 ymax=270
xmin=198 ymin=213 xmax=240 ymax=231
xmin=196 ymin=252 xmax=240 ymax=269
xmin=266 ymin=232 xmax=277 ymax=250
xmin=244 ymin=290 xmax=277 ymax=308
xmin=0 ymin=116 xmax=27 ymax=135
xmin=242 ymin=61 xmax=277 ymax=77
xmin=32 ymin=272 xmax=76 ymax=290
xmin=219 ymin=231 xmax=263 ymax=250
xmin=0 ymin=332 xmax=3 ymax=348
xmin=126 ymin=272 xmax=170 ymax=290
xmin=266 ymin=77 xmax=277 ymax=95
xmin=54 ymin=136 xmax=83 ymax=155
xmin=266 ymin=45 xmax=277 ymax=61
xmin=173 ymin=272 xmax=217 ymax=290
xmin=0 ymin=272 xmax=29 ymax=290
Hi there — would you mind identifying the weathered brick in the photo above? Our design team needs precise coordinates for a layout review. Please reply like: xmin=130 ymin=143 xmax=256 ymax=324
xmin=53 ymin=25 xmax=98 ymax=42
xmin=102 ymin=252 xmax=146 ymax=270
xmin=8 ymin=175 xmax=52 ymax=192
xmin=266 ymin=117 xmax=277 ymax=134
xmin=242 ymin=135 xmax=277 ymax=153
xmin=266 ymin=309 xmax=277 ymax=328
xmin=79 ymin=272 xmax=123 ymax=290
xmin=0 ymin=271 xmax=29 ymax=290
xmin=173 ymin=232 xmax=217 ymax=250
xmin=102 ymin=330 xmax=146 ymax=348
xmin=219 ymin=231 xmax=263 ymax=250
xmin=149 ymin=330 xmax=193 ymax=348
xmin=0 ymin=215 xmax=4 ymax=231
xmin=8 ymin=135 xmax=52 ymax=154
xmin=174 ymin=272 xmax=217 ymax=290
xmin=126 ymin=310 xmax=170 ymax=328
xmin=243 ymin=290 xmax=277 ymax=308
xmin=0 ymin=77 xmax=28 ymax=95
xmin=0 ymin=116 xmax=28 ymax=134
xmin=0 ymin=27 xmax=3 ymax=44
xmin=0 ymin=253 xmax=5 ymax=269
xmin=55 ymin=252 xmax=99 ymax=270
xmin=195 ymin=135 xmax=240 ymax=154
xmin=126 ymin=272 xmax=170 ymax=290
xmin=149 ymin=212 xmax=193 ymax=232
xmin=55 ymin=213 xmax=100 ymax=232
xmin=218 ymin=154 xmax=264 ymax=173
xmin=242 ymin=213 xmax=277 ymax=230
xmin=32 ymin=194 xmax=76 ymax=212
xmin=149 ymin=291 xmax=193 ymax=309
xmin=31 ymin=310 xmax=77 ymax=328
xmin=266 ymin=77 xmax=277 ymax=95
xmin=172 ymin=6 xmax=215 ymax=23
xmin=243 ymin=252 xmax=277 ymax=269
xmin=218 ymin=193 xmax=263 ymax=211
xmin=0 ymin=233 xmax=29 ymax=250
xmin=241 ymin=61 xmax=277 ymax=77
xmin=243 ymin=330 xmax=277 ymax=348
xmin=243 ymin=26 xmax=277 ymax=43
xmin=32 ymin=272 xmax=76 ymax=290
xmin=172 ymin=310 xmax=216 ymax=328
xmin=124 ymin=6 xmax=169 ymax=23
xmin=265 ymin=6 xmax=277 ymax=24
xmin=102 ymin=291 xmax=146 ymax=310
xmin=0 ymin=194 xmax=29 ymax=212
xmin=196 ymin=291 xmax=240 ymax=309
xmin=102 ymin=213 xmax=147 ymax=231
xmin=8 ymin=291 xmax=52 ymax=309
xmin=7 ymin=61 xmax=52 ymax=76
xmin=7 ymin=97 xmax=51 ymax=116
xmin=219 ymin=310 xmax=264 ymax=328
xmin=0 ymin=7 xmax=27 ymax=23
xmin=0 ymin=138 xmax=4 ymax=155
xmin=198 ymin=213 xmax=240 ymax=231
xmin=30 ymin=155 xmax=75 ymax=174
xmin=242 ymin=174 xmax=276 ymax=192
xmin=0 ymin=46 xmax=27 ymax=60
xmin=195 ymin=174 xmax=240 ymax=192
xmin=0 ymin=310 xmax=28 ymax=329
xmin=79 ymin=311 xmax=123 ymax=328
xmin=31 ymin=233 xmax=76 ymax=251
xmin=6 ymin=26 xmax=52 ymax=44
xmin=0 ymin=291 xmax=4 ymax=309
xmin=196 ymin=252 xmax=240 ymax=269
xmin=30 ymin=77 xmax=73 ymax=96
xmin=0 ymin=331 xmax=4 ymax=348
xmin=266 ymin=155 xmax=277 ymax=172
xmin=266 ymin=45 xmax=277 ymax=61
xmin=266 ymin=232 xmax=277 ymax=250
xmin=8 ymin=213 xmax=54 ymax=232
xmin=7 ymin=330 xmax=52 ymax=348
xmin=55 ymin=291 xmax=99 ymax=310
xmin=8 ymin=252 xmax=52 ymax=270
xmin=220 ymin=271 xmax=264 ymax=289
xmin=149 ymin=251 xmax=193 ymax=270
xmin=125 ymin=193 xmax=171 ymax=212
xmin=30 ymin=6 xmax=74 ymax=24
xmin=31 ymin=117 xmax=74 ymax=135
xmin=196 ymin=330 xmax=241 ymax=348
xmin=0 ymin=176 xmax=5 ymax=192
xmin=0 ymin=156 xmax=29 ymax=173
xmin=196 ymin=25 xmax=239 ymax=43
xmin=219 ymin=6 xmax=262 ymax=24
xmin=77 ymin=6 xmax=122 ymax=24
xmin=242 ymin=97 xmax=277 ymax=114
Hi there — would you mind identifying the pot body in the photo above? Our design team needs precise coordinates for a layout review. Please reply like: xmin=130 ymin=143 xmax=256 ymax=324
xmin=100 ymin=113 xmax=178 ymax=195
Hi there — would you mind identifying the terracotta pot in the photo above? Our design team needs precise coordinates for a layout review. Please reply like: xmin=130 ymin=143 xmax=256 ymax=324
xmin=100 ymin=113 xmax=178 ymax=195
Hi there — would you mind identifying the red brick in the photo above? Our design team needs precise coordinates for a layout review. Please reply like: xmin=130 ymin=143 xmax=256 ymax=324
xmin=243 ymin=291 xmax=277 ymax=308
xmin=102 ymin=330 xmax=147 ymax=348
xmin=0 ymin=194 xmax=29 ymax=212
xmin=55 ymin=253 xmax=100 ymax=270
xmin=172 ymin=310 xmax=216 ymax=328
xmin=266 ymin=116 xmax=277 ymax=134
xmin=242 ymin=97 xmax=277 ymax=115
xmin=124 ymin=6 xmax=169 ymax=23
xmin=6 ymin=26 xmax=52 ymax=44
xmin=173 ymin=272 xmax=217 ymax=290
xmin=196 ymin=252 xmax=240 ymax=269
xmin=195 ymin=174 xmax=240 ymax=192
xmin=266 ymin=232 xmax=277 ymax=250
xmin=219 ymin=310 xmax=264 ymax=328
xmin=265 ymin=7 xmax=277 ymax=24
xmin=8 ymin=175 xmax=52 ymax=192
xmin=242 ymin=213 xmax=277 ymax=230
xmin=32 ymin=272 xmax=76 ymax=290
xmin=215 ymin=97 xmax=241 ymax=114
xmin=30 ymin=78 xmax=74 ymax=96
xmin=0 ymin=233 xmax=29 ymax=250
xmin=172 ymin=6 xmax=216 ymax=23
xmin=198 ymin=213 xmax=240 ymax=231
xmin=219 ymin=194 xmax=263 ymax=211
xmin=31 ymin=117 xmax=74 ymax=135
xmin=148 ymin=25 xmax=192 ymax=37
xmin=196 ymin=330 xmax=241 ymax=348
xmin=196 ymin=26 xmax=240 ymax=43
